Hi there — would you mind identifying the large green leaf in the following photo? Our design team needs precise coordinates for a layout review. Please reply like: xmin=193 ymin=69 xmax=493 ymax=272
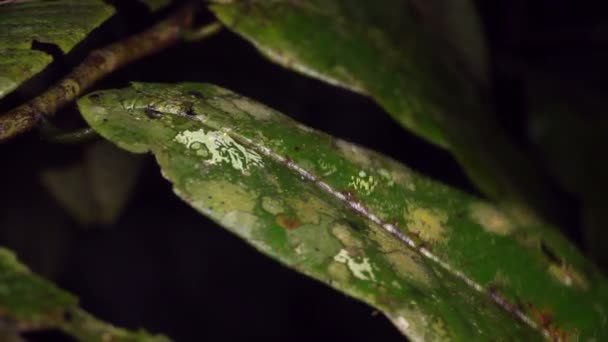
xmin=78 ymin=82 xmax=608 ymax=341
xmin=0 ymin=0 xmax=115 ymax=99
xmin=211 ymin=0 xmax=467 ymax=148
xmin=208 ymin=0 xmax=565 ymax=232
xmin=0 ymin=247 xmax=168 ymax=342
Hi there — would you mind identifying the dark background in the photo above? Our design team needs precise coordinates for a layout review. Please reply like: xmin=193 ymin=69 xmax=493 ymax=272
xmin=1 ymin=0 xmax=606 ymax=341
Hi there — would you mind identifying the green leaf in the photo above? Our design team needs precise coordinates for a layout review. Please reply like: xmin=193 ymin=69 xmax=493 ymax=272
xmin=208 ymin=0 xmax=488 ymax=146
xmin=208 ymin=0 xmax=564 ymax=231
xmin=0 ymin=0 xmax=115 ymax=99
xmin=0 ymin=247 xmax=169 ymax=342
xmin=78 ymin=82 xmax=608 ymax=341
xmin=210 ymin=0 xmax=461 ymax=147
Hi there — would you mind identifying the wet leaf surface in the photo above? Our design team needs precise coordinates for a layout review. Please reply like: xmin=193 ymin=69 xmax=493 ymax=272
xmin=0 ymin=247 xmax=170 ymax=342
xmin=0 ymin=0 xmax=115 ymax=99
xmin=78 ymin=82 xmax=608 ymax=341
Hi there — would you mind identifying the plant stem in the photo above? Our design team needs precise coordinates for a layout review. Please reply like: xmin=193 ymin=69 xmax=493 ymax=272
xmin=0 ymin=2 xmax=199 ymax=141
xmin=41 ymin=126 xmax=98 ymax=144
xmin=182 ymin=21 xmax=223 ymax=42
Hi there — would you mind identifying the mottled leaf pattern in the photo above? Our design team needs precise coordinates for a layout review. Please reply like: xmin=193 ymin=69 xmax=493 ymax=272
xmin=211 ymin=0 xmax=454 ymax=147
xmin=0 ymin=0 xmax=115 ymax=99
xmin=208 ymin=0 xmax=564 ymax=232
xmin=78 ymin=82 xmax=608 ymax=341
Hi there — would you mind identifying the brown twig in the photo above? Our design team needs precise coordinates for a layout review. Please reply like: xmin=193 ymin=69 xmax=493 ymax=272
xmin=182 ymin=21 xmax=223 ymax=42
xmin=0 ymin=2 xmax=198 ymax=141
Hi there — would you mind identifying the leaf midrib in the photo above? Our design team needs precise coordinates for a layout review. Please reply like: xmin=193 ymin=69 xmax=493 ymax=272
xmin=139 ymin=96 xmax=549 ymax=339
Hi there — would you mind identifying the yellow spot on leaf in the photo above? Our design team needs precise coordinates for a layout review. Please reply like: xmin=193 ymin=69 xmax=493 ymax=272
xmin=406 ymin=205 xmax=448 ymax=244
xmin=469 ymin=202 xmax=515 ymax=236
xmin=261 ymin=196 xmax=284 ymax=215
xmin=386 ymin=250 xmax=432 ymax=287
xmin=380 ymin=159 xmax=416 ymax=191
xmin=335 ymin=139 xmax=372 ymax=167
xmin=331 ymin=222 xmax=363 ymax=248
xmin=189 ymin=180 xmax=256 ymax=216
xmin=327 ymin=261 xmax=351 ymax=283
xmin=393 ymin=316 xmax=410 ymax=334
xmin=222 ymin=211 xmax=259 ymax=239
xmin=287 ymin=193 xmax=336 ymax=225
xmin=548 ymin=263 xmax=588 ymax=290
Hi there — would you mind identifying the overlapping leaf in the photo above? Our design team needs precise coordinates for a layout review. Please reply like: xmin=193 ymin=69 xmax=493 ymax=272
xmin=0 ymin=247 xmax=169 ymax=342
xmin=0 ymin=0 xmax=115 ymax=99
xmin=78 ymin=82 xmax=608 ymax=341
xmin=212 ymin=0 xmax=458 ymax=147
xmin=208 ymin=0 xmax=566 ymax=227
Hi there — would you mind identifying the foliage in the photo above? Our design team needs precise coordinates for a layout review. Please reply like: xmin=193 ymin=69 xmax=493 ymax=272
xmin=0 ymin=0 xmax=114 ymax=97
xmin=0 ymin=0 xmax=606 ymax=341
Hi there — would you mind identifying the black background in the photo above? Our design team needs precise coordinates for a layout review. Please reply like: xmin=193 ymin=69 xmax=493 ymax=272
xmin=1 ymin=0 xmax=606 ymax=341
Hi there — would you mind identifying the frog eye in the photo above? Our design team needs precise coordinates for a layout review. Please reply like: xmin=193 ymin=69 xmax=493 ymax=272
xmin=186 ymin=90 xmax=205 ymax=99
xmin=183 ymin=102 xmax=197 ymax=116
xmin=144 ymin=105 xmax=163 ymax=119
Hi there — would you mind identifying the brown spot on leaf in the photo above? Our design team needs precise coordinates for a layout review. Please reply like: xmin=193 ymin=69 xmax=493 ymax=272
xmin=345 ymin=246 xmax=363 ymax=257
xmin=524 ymin=302 xmax=573 ymax=341
xmin=527 ymin=303 xmax=555 ymax=330
xmin=276 ymin=214 xmax=301 ymax=230
xmin=548 ymin=326 xmax=570 ymax=342
xmin=540 ymin=310 xmax=553 ymax=328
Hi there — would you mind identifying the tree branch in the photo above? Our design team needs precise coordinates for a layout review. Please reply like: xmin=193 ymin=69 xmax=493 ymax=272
xmin=0 ymin=2 xmax=203 ymax=141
